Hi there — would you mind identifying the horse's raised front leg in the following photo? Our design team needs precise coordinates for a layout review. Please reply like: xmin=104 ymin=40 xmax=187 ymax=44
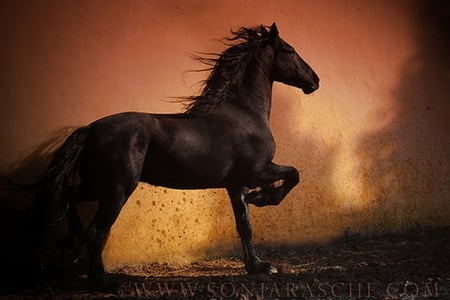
xmin=227 ymin=186 xmax=278 ymax=275
xmin=245 ymin=162 xmax=300 ymax=207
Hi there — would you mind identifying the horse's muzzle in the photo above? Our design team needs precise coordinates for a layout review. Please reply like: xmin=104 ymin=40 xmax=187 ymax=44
xmin=302 ymin=83 xmax=319 ymax=94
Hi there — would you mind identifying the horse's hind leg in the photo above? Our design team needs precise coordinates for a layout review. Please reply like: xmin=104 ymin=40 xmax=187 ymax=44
xmin=86 ymin=187 xmax=131 ymax=290
xmin=60 ymin=183 xmax=93 ymax=265
xmin=61 ymin=200 xmax=85 ymax=265
xmin=227 ymin=186 xmax=277 ymax=275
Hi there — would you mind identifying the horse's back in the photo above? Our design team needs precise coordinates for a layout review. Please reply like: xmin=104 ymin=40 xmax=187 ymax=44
xmin=78 ymin=109 xmax=275 ymax=192
xmin=78 ymin=111 xmax=227 ymax=190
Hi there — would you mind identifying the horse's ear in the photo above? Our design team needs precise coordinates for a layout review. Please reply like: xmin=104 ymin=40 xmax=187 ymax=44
xmin=267 ymin=23 xmax=279 ymax=47
xmin=269 ymin=23 xmax=279 ymax=37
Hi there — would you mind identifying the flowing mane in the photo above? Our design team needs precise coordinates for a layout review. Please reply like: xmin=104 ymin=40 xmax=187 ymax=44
xmin=184 ymin=25 xmax=273 ymax=115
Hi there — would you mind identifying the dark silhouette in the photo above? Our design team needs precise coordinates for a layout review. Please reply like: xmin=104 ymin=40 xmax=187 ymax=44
xmin=35 ymin=23 xmax=319 ymax=289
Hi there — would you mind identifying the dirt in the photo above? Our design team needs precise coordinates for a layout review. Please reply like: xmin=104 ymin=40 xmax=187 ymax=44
xmin=1 ymin=227 xmax=449 ymax=299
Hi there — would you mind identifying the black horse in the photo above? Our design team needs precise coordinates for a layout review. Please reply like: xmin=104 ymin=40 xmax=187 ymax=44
xmin=36 ymin=23 xmax=319 ymax=288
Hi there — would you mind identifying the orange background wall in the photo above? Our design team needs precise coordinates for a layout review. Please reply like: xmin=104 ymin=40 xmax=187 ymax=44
xmin=1 ymin=0 xmax=449 ymax=271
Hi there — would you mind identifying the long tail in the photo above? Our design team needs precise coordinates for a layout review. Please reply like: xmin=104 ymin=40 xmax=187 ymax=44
xmin=36 ymin=126 xmax=90 ymax=228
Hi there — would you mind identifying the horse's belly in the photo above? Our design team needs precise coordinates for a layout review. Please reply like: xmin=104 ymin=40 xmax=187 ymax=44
xmin=140 ymin=169 xmax=226 ymax=190
xmin=139 ymin=115 xmax=273 ymax=190
xmin=140 ymin=154 xmax=232 ymax=190
xmin=143 ymin=176 xmax=224 ymax=190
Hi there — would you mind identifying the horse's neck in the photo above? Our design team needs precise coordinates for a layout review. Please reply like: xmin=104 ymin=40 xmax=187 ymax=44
xmin=246 ymin=79 xmax=273 ymax=119
xmin=229 ymin=52 xmax=274 ymax=119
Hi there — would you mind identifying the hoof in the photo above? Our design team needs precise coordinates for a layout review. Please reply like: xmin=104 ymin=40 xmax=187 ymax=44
xmin=246 ymin=260 xmax=277 ymax=275
xmin=89 ymin=276 xmax=119 ymax=292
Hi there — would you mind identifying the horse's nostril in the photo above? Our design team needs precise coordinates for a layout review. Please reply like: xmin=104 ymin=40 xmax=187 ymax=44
xmin=314 ymin=75 xmax=320 ymax=85
xmin=303 ymin=84 xmax=318 ymax=94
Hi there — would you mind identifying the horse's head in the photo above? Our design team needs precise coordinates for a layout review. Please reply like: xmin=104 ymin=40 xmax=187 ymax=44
xmin=268 ymin=23 xmax=319 ymax=94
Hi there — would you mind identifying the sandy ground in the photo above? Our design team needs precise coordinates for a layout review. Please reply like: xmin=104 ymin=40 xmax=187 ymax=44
xmin=1 ymin=227 xmax=449 ymax=299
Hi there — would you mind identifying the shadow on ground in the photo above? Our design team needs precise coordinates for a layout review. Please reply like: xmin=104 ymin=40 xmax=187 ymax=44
xmin=1 ymin=226 xmax=448 ymax=299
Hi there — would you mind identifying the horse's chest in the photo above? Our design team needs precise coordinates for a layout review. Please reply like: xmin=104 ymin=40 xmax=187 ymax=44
xmin=236 ymin=130 xmax=275 ymax=164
